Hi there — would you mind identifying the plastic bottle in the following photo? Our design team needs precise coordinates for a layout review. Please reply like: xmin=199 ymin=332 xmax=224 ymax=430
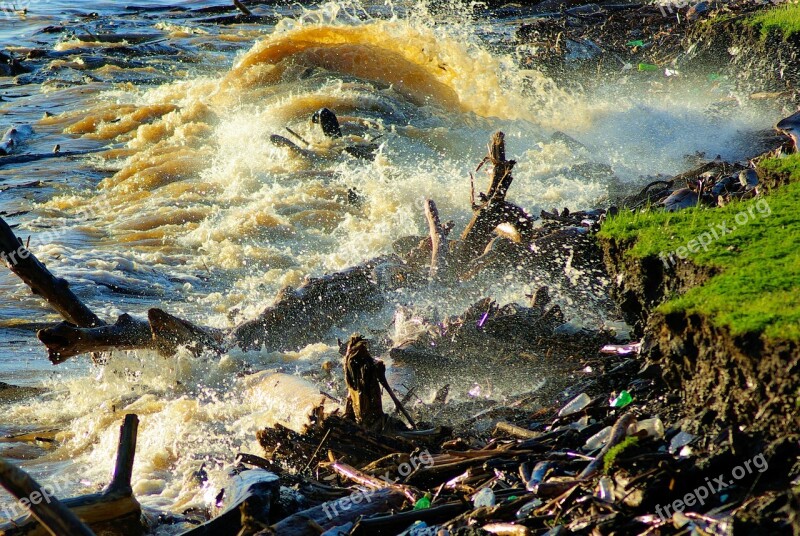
xmin=596 ymin=476 xmax=614 ymax=502
xmin=610 ymin=390 xmax=632 ymax=408
xmin=628 ymin=417 xmax=665 ymax=438
xmin=473 ymin=487 xmax=496 ymax=508
xmin=516 ymin=498 xmax=543 ymax=519
xmin=414 ymin=494 xmax=431 ymax=510
xmin=558 ymin=393 xmax=591 ymax=417
xmin=669 ymin=431 xmax=695 ymax=453
xmin=584 ymin=425 xmax=612 ymax=450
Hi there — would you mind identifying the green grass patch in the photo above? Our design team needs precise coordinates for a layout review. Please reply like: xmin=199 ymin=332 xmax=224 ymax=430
xmin=603 ymin=436 xmax=639 ymax=474
xmin=598 ymin=154 xmax=800 ymax=341
xmin=746 ymin=2 xmax=800 ymax=39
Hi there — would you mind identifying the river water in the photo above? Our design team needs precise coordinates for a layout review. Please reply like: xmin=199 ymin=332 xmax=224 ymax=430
xmin=0 ymin=0 xmax=783 ymax=531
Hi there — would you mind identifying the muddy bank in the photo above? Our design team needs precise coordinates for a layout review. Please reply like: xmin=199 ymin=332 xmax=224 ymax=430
xmin=515 ymin=0 xmax=800 ymax=104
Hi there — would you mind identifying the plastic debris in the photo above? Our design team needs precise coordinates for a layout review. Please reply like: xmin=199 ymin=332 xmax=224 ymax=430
xmin=523 ymin=461 xmax=553 ymax=491
xmin=626 ymin=39 xmax=645 ymax=47
xmin=414 ymin=494 xmax=431 ymax=510
xmin=597 ymin=476 xmax=614 ymax=502
xmin=473 ymin=487 xmax=496 ymax=508
xmin=600 ymin=342 xmax=641 ymax=355
xmin=558 ymin=392 xmax=591 ymax=416
xmin=638 ymin=62 xmax=658 ymax=71
xmin=610 ymin=390 xmax=633 ymax=408
xmin=628 ymin=417 xmax=665 ymax=438
xmin=584 ymin=425 xmax=612 ymax=450
xmin=669 ymin=431 xmax=696 ymax=453
xmin=516 ymin=498 xmax=543 ymax=519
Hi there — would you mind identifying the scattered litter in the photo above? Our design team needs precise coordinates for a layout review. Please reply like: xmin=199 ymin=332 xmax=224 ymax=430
xmin=558 ymin=392 xmax=591 ymax=416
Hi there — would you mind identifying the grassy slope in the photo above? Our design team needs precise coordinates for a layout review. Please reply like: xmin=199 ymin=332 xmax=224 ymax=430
xmin=598 ymin=154 xmax=800 ymax=341
xmin=746 ymin=2 xmax=800 ymax=39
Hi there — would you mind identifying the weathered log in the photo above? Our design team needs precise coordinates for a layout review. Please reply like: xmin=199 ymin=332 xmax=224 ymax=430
xmin=0 ymin=460 xmax=95 ymax=536
xmin=147 ymin=308 xmax=225 ymax=357
xmin=0 ymin=414 xmax=142 ymax=536
xmin=37 ymin=314 xmax=151 ymax=363
xmin=181 ymin=469 xmax=279 ymax=536
xmin=32 ymin=253 xmax=396 ymax=360
xmin=232 ymin=261 xmax=389 ymax=352
xmin=36 ymin=309 xmax=224 ymax=363
xmin=258 ymin=489 xmax=405 ymax=536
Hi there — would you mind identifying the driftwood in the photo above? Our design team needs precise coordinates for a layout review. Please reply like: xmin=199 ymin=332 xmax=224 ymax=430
xmin=1 ymin=132 xmax=601 ymax=363
xmin=0 ymin=414 xmax=142 ymax=536
xmin=232 ymin=262 xmax=390 ymax=352
xmin=0 ymin=461 xmax=95 ymax=536
xmin=457 ymin=132 xmax=534 ymax=267
xmin=325 ymin=461 xmax=419 ymax=503
xmin=31 ymin=256 xmax=388 ymax=361
xmin=258 ymin=489 xmax=405 ymax=536
xmin=0 ymin=215 xmax=223 ymax=363
xmin=182 ymin=469 xmax=279 ymax=536
xmin=424 ymin=199 xmax=448 ymax=280
xmin=36 ymin=309 xmax=224 ymax=363
xmin=0 ymin=215 xmax=104 ymax=330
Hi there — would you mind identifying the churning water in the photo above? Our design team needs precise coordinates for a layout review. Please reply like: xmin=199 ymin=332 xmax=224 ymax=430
xmin=0 ymin=1 xmax=782 ymax=531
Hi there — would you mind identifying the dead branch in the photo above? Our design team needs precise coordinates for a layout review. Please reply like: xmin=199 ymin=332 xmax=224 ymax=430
xmin=325 ymin=460 xmax=419 ymax=503
xmin=233 ymin=0 xmax=252 ymax=16
xmin=458 ymin=131 xmax=535 ymax=267
xmin=424 ymin=199 xmax=448 ymax=280
xmin=0 ymin=215 xmax=103 ymax=329
xmin=37 ymin=314 xmax=152 ymax=364
xmin=36 ymin=310 xmax=224 ymax=363
xmin=0 ymin=459 xmax=95 ymax=536
xmin=0 ymin=414 xmax=142 ymax=536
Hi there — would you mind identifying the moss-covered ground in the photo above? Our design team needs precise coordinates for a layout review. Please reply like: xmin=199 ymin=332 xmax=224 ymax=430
xmin=746 ymin=2 xmax=800 ymax=39
xmin=598 ymin=153 xmax=800 ymax=341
